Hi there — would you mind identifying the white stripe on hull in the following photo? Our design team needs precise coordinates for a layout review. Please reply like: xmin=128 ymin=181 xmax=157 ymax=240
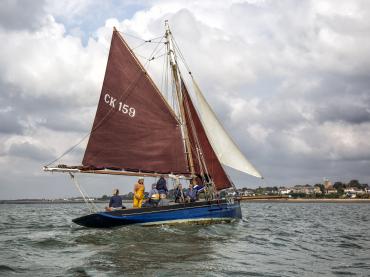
xmin=138 ymin=217 xmax=236 ymax=226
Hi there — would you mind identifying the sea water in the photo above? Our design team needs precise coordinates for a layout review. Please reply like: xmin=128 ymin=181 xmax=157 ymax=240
xmin=0 ymin=202 xmax=369 ymax=276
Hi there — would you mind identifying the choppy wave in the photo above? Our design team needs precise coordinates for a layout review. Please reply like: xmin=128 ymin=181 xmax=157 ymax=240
xmin=0 ymin=202 xmax=369 ymax=276
xmin=0 ymin=265 xmax=16 ymax=272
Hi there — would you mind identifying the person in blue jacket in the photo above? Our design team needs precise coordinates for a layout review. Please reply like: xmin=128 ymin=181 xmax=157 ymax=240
xmin=105 ymin=188 xmax=124 ymax=211
xmin=156 ymin=176 xmax=168 ymax=196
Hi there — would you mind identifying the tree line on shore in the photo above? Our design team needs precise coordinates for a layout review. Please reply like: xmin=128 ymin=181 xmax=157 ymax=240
xmin=237 ymin=179 xmax=370 ymax=199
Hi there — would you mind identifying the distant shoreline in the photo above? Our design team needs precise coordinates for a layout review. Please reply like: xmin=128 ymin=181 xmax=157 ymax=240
xmin=242 ymin=198 xmax=370 ymax=203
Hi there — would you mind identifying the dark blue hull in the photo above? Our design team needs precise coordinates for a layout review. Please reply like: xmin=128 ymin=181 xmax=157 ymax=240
xmin=73 ymin=200 xmax=242 ymax=228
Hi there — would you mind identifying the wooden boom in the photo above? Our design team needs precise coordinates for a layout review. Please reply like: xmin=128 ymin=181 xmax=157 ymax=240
xmin=43 ymin=166 xmax=191 ymax=179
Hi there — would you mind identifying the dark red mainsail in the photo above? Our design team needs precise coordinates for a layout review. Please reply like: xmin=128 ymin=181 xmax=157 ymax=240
xmin=82 ymin=29 xmax=188 ymax=174
xmin=181 ymin=80 xmax=232 ymax=190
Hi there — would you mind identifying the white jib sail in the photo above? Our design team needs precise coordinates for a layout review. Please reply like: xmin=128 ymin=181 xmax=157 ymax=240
xmin=191 ymin=78 xmax=263 ymax=178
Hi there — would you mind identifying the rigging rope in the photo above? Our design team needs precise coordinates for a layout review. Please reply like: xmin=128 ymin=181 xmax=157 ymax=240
xmin=151 ymin=42 xmax=165 ymax=59
xmin=117 ymin=31 xmax=163 ymax=43
xmin=133 ymin=47 xmax=166 ymax=61
xmin=165 ymin=47 xmax=169 ymax=102
xmin=172 ymin=36 xmax=193 ymax=75
xmin=160 ymin=40 xmax=167 ymax=97
xmin=131 ymin=41 xmax=147 ymax=50
xmin=79 ymin=181 xmax=98 ymax=211
xmin=69 ymin=173 xmax=97 ymax=213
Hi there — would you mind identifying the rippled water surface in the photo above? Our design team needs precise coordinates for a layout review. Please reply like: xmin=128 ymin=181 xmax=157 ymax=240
xmin=0 ymin=202 xmax=369 ymax=276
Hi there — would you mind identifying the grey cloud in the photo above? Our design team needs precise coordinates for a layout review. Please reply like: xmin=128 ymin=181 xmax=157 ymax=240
xmin=8 ymin=141 xmax=55 ymax=161
xmin=39 ymin=115 xmax=92 ymax=133
xmin=310 ymin=75 xmax=370 ymax=124
xmin=315 ymin=105 xmax=370 ymax=125
xmin=0 ymin=0 xmax=46 ymax=30
xmin=0 ymin=109 xmax=23 ymax=134
xmin=0 ymin=85 xmax=24 ymax=134
xmin=0 ymin=81 xmax=94 ymax=135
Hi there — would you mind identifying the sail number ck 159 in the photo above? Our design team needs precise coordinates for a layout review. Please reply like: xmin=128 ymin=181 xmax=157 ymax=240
xmin=104 ymin=93 xmax=135 ymax=118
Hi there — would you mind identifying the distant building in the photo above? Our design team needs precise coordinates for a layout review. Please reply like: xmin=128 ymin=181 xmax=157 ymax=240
xmin=325 ymin=189 xmax=337 ymax=194
xmin=324 ymin=179 xmax=337 ymax=194
xmin=242 ymin=190 xmax=255 ymax=196
xmin=313 ymin=186 xmax=322 ymax=194
xmin=279 ymin=187 xmax=291 ymax=195
xmin=292 ymin=185 xmax=315 ymax=194
xmin=265 ymin=188 xmax=279 ymax=195
xmin=344 ymin=188 xmax=364 ymax=197
xmin=324 ymin=179 xmax=332 ymax=190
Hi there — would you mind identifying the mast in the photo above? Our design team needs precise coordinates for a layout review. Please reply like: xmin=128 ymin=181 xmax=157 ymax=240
xmin=165 ymin=21 xmax=195 ymax=181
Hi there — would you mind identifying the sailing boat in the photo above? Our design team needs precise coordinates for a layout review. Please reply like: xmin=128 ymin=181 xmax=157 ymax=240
xmin=43 ymin=22 xmax=262 ymax=228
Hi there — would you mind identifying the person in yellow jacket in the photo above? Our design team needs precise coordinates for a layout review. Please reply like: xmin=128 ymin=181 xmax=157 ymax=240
xmin=133 ymin=178 xmax=145 ymax=208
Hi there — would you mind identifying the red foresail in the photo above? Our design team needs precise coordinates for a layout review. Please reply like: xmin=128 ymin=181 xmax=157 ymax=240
xmin=82 ymin=29 xmax=188 ymax=174
xmin=181 ymin=80 xmax=231 ymax=190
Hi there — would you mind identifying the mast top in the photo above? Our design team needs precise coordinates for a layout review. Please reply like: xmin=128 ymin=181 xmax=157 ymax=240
xmin=165 ymin=20 xmax=169 ymax=30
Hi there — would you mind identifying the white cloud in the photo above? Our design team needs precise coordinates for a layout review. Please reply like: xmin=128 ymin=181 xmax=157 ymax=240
xmin=0 ymin=16 xmax=106 ymax=105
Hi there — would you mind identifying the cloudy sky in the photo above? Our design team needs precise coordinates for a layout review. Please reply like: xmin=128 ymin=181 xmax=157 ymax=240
xmin=1 ymin=0 xmax=370 ymax=199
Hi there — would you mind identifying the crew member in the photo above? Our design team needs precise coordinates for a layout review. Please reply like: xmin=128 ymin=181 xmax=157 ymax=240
xmin=105 ymin=188 xmax=123 ymax=211
xmin=156 ymin=175 xmax=168 ymax=198
xmin=187 ymin=184 xmax=197 ymax=203
xmin=133 ymin=178 xmax=145 ymax=208
xmin=174 ymin=183 xmax=186 ymax=203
